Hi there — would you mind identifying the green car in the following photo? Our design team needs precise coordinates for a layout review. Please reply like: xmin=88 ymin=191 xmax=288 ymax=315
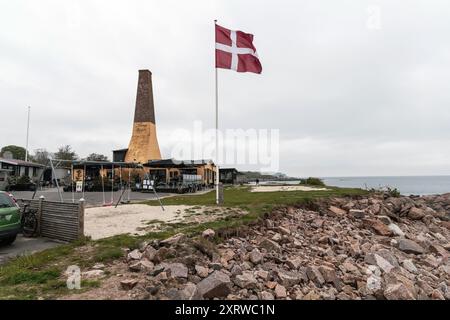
xmin=0 ymin=191 xmax=21 ymax=245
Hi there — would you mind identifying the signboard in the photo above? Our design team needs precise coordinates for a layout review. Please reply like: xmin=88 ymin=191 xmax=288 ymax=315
xmin=73 ymin=169 xmax=84 ymax=182
xmin=143 ymin=179 xmax=153 ymax=190
xmin=76 ymin=181 xmax=83 ymax=192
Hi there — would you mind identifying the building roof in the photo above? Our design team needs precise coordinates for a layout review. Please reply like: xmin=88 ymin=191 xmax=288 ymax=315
xmin=112 ymin=148 xmax=129 ymax=153
xmin=144 ymin=158 xmax=214 ymax=168
xmin=0 ymin=158 xmax=45 ymax=168
xmin=70 ymin=160 xmax=144 ymax=169
xmin=219 ymin=168 xmax=239 ymax=173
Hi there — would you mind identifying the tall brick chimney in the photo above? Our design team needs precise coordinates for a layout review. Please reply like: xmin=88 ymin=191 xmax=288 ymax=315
xmin=125 ymin=70 xmax=162 ymax=164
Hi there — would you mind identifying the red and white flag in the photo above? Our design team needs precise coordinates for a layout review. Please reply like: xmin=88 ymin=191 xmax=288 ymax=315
xmin=215 ymin=23 xmax=262 ymax=74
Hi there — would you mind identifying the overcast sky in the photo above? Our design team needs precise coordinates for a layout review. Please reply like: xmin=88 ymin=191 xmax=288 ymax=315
xmin=1 ymin=0 xmax=449 ymax=177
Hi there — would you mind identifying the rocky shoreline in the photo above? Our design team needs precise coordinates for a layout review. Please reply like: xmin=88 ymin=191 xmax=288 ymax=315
xmin=81 ymin=193 xmax=449 ymax=300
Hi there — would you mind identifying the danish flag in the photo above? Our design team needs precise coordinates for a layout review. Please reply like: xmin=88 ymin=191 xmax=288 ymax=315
xmin=215 ymin=23 xmax=262 ymax=74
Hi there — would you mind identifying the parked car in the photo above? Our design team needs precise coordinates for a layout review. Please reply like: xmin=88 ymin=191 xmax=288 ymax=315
xmin=0 ymin=191 xmax=21 ymax=245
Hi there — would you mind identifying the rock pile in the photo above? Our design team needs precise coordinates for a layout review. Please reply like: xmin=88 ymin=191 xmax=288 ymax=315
xmin=120 ymin=193 xmax=449 ymax=300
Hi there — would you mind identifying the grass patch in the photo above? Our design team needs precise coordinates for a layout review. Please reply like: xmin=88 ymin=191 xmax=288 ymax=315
xmin=92 ymin=246 xmax=124 ymax=263
xmin=145 ymin=185 xmax=367 ymax=216
xmin=1 ymin=268 xmax=60 ymax=285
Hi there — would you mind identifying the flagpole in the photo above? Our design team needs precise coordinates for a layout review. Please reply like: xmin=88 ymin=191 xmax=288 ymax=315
xmin=214 ymin=19 xmax=220 ymax=205
xmin=25 ymin=106 xmax=31 ymax=162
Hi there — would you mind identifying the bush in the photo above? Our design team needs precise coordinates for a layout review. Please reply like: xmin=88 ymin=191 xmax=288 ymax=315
xmin=368 ymin=186 xmax=401 ymax=198
xmin=299 ymin=177 xmax=326 ymax=187
xmin=16 ymin=175 xmax=31 ymax=184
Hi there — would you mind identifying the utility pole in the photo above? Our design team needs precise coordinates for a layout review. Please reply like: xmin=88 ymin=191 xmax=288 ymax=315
xmin=25 ymin=106 xmax=31 ymax=162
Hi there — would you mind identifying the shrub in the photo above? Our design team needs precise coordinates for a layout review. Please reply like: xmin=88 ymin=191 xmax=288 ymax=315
xmin=299 ymin=177 xmax=326 ymax=187
xmin=16 ymin=175 xmax=31 ymax=184
xmin=368 ymin=186 xmax=401 ymax=198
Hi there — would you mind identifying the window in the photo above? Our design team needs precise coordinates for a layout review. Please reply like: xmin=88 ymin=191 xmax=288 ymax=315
xmin=25 ymin=167 xmax=29 ymax=177
xmin=0 ymin=193 xmax=15 ymax=208
xmin=33 ymin=167 xmax=37 ymax=177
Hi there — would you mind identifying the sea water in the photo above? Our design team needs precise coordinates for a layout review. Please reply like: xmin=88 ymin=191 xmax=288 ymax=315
xmin=321 ymin=176 xmax=450 ymax=196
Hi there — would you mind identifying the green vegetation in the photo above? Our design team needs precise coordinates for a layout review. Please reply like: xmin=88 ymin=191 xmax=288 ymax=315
xmin=367 ymin=186 xmax=401 ymax=198
xmin=54 ymin=145 xmax=78 ymax=161
xmin=299 ymin=177 xmax=326 ymax=187
xmin=145 ymin=185 xmax=366 ymax=217
xmin=0 ymin=185 xmax=368 ymax=299
xmin=1 ymin=145 xmax=26 ymax=160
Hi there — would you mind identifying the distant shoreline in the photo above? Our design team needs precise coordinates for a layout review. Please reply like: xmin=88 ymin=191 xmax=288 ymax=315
xmin=259 ymin=176 xmax=450 ymax=196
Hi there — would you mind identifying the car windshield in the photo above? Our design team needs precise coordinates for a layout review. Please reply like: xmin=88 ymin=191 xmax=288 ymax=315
xmin=0 ymin=193 xmax=15 ymax=208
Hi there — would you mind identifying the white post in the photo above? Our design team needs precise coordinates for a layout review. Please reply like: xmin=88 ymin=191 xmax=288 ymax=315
xmin=101 ymin=164 xmax=105 ymax=205
xmin=214 ymin=19 xmax=220 ymax=205
xmin=25 ymin=106 xmax=31 ymax=162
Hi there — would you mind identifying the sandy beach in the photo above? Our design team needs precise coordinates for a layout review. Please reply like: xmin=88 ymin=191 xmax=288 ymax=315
xmin=84 ymin=204 xmax=246 ymax=240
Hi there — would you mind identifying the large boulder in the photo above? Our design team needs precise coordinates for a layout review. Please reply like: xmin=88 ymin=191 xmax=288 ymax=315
xmin=306 ymin=266 xmax=325 ymax=287
xmin=365 ymin=253 xmax=395 ymax=273
xmin=276 ymin=270 xmax=302 ymax=287
xmin=234 ymin=271 xmax=258 ymax=289
xmin=197 ymin=271 xmax=232 ymax=299
xmin=259 ymin=238 xmax=282 ymax=253
xmin=249 ymin=248 xmax=263 ymax=264
xmin=120 ymin=279 xmax=139 ymax=290
xmin=384 ymin=283 xmax=416 ymax=300
xmin=158 ymin=262 xmax=189 ymax=279
xmin=127 ymin=249 xmax=142 ymax=261
xmin=397 ymin=239 xmax=425 ymax=255
xmin=408 ymin=207 xmax=425 ymax=220
xmin=328 ymin=206 xmax=346 ymax=216
xmin=363 ymin=219 xmax=393 ymax=236
xmin=176 ymin=282 xmax=202 ymax=300
xmin=274 ymin=284 xmax=287 ymax=299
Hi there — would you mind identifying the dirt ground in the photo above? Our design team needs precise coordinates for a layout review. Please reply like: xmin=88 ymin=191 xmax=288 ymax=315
xmin=84 ymin=204 xmax=246 ymax=240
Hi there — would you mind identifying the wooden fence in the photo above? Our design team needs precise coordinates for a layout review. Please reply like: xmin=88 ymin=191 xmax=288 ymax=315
xmin=20 ymin=197 xmax=84 ymax=242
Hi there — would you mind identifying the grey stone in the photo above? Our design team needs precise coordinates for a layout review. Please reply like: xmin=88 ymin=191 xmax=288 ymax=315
xmin=159 ymin=262 xmax=188 ymax=279
xmin=398 ymin=239 xmax=425 ymax=255
xmin=349 ymin=209 xmax=366 ymax=219
xmin=195 ymin=265 xmax=209 ymax=278
xmin=276 ymin=270 xmax=301 ymax=287
xmin=388 ymin=223 xmax=405 ymax=237
xmin=306 ymin=266 xmax=325 ymax=287
xmin=160 ymin=233 xmax=186 ymax=246
xmin=202 ymin=229 xmax=215 ymax=239
xmin=127 ymin=249 xmax=142 ymax=261
xmin=408 ymin=207 xmax=425 ymax=220
xmin=143 ymin=245 xmax=157 ymax=261
xmin=259 ymin=239 xmax=282 ymax=252
xmin=286 ymin=258 xmax=302 ymax=270
xmin=384 ymin=283 xmax=416 ymax=300
xmin=177 ymin=282 xmax=202 ymax=300
xmin=274 ymin=284 xmax=287 ymax=298
xmin=120 ymin=279 xmax=138 ymax=290
xmin=259 ymin=291 xmax=275 ymax=300
xmin=234 ymin=271 xmax=258 ymax=289
xmin=365 ymin=253 xmax=395 ymax=273
xmin=249 ymin=248 xmax=263 ymax=264
xmin=82 ymin=269 xmax=105 ymax=279
xmin=230 ymin=264 xmax=243 ymax=276
xmin=197 ymin=271 xmax=232 ymax=298
xmin=401 ymin=259 xmax=418 ymax=274
xmin=328 ymin=206 xmax=346 ymax=216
